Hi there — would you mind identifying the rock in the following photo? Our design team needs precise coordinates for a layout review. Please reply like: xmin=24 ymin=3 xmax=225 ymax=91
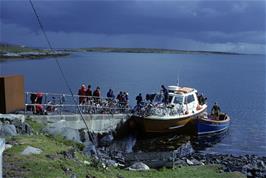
xmin=79 ymin=129 xmax=90 ymax=142
xmin=113 ymin=152 xmax=126 ymax=164
xmin=0 ymin=124 xmax=17 ymax=136
xmin=70 ymin=174 xmax=77 ymax=178
xmin=242 ymin=164 xmax=252 ymax=174
xmin=191 ymin=158 xmax=204 ymax=165
xmin=21 ymin=146 xmax=42 ymax=155
xmin=44 ymin=126 xmax=81 ymax=143
xmin=117 ymin=175 xmax=125 ymax=178
xmin=127 ymin=162 xmax=150 ymax=171
xmin=5 ymin=144 xmax=13 ymax=150
xmin=0 ymin=114 xmax=25 ymax=123
xmin=14 ymin=122 xmax=32 ymax=135
xmin=60 ymin=149 xmax=75 ymax=159
xmin=99 ymin=134 xmax=114 ymax=147
xmin=173 ymin=141 xmax=194 ymax=158
xmin=104 ymin=159 xmax=119 ymax=167
xmin=84 ymin=160 xmax=91 ymax=165
xmin=101 ymin=162 xmax=107 ymax=169
xmin=174 ymin=159 xmax=186 ymax=166
xmin=83 ymin=141 xmax=97 ymax=156
xmin=257 ymin=160 xmax=266 ymax=169
xmin=186 ymin=159 xmax=194 ymax=165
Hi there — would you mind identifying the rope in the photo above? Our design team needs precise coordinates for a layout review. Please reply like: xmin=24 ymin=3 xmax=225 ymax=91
xmin=28 ymin=0 xmax=97 ymax=146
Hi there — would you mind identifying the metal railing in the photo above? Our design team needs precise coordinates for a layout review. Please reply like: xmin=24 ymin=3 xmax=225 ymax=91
xmin=24 ymin=92 xmax=131 ymax=115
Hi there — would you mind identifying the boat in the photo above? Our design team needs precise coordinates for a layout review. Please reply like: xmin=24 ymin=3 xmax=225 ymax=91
xmin=196 ymin=113 xmax=230 ymax=135
xmin=132 ymin=85 xmax=207 ymax=133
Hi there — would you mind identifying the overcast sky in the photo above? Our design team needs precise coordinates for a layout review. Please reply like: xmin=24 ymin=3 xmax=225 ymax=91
xmin=0 ymin=0 xmax=266 ymax=54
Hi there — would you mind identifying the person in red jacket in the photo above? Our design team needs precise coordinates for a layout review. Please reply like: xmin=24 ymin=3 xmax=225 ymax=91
xmin=78 ymin=84 xmax=87 ymax=104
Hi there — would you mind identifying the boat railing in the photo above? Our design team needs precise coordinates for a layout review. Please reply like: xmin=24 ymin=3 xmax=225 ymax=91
xmin=24 ymin=91 xmax=131 ymax=115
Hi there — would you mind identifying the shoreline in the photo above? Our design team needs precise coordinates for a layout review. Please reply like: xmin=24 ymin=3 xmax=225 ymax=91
xmin=0 ymin=43 xmax=70 ymax=61
xmin=66 ymin=47 xmax=247 ymax=56
xmin=0 ymin=52 xmax=69 ymax=61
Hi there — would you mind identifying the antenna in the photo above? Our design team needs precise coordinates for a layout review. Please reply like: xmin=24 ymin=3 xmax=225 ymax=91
xmin=177 ymin=73 xmax=180 ymax=87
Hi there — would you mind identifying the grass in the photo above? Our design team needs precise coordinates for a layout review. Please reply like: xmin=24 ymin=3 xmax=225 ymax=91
xmin=3 ymin=119 xmax=246 ymax=178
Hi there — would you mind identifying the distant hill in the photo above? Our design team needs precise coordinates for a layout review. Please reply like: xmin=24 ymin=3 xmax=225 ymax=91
xmin=0 ymin=43 xmax=69 ymax=59
xmin=69 ymin=47 xmax=244 ymax=55
xmin=0 ymin=43 xmax=47 ymax=53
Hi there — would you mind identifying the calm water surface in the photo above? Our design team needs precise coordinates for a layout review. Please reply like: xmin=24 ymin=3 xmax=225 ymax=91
xmin=1 ymin=52 xmax=265 ymax=155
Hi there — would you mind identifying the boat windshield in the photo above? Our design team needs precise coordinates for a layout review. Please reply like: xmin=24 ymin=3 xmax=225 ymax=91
xmin=173 ymin=95 xmax=184 ymax=105
xmin=168 ymin=95 xmax=174 ymax=103
xmin=153 ymin=94 xmax=164 ymax=104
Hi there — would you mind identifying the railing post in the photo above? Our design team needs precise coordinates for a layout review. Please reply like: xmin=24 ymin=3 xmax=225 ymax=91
xmin=25 ymin=92 xmax=28 ymax=106
xmin=24 ymin=104 xmax=27 ymax=114
xmin=59 ymin=104 xmax=62 ymax=115
xmin=44 ymin=93 xmax=47 ymax=105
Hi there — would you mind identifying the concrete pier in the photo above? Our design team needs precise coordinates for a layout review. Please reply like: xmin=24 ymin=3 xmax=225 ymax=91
xmin=30 ymin=114 xmax=131 ymax=133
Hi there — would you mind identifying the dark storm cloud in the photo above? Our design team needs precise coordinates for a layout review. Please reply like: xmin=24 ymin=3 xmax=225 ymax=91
xmin=1 ymin=0 xmax=265 ymax=53
xmin=2 ymin=1 xmax=265 ymax=34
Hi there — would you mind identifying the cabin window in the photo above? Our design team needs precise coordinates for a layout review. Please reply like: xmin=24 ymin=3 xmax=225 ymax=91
xmin=185 ymin=94 xmax=195 ymax=104
xmin=168 ymin=95 xmax=174 ymax=103
xmin=173 ymin=95 xmax=183 ymax=104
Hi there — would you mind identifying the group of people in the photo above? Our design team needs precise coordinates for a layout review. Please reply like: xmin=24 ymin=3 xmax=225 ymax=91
xmin=135 ymin=85 xmax=168 ymax=106
xmin=77 ymin=84 xmax=129 ymax=108
xmin=78 ymin=84 xmax=101 ymax=104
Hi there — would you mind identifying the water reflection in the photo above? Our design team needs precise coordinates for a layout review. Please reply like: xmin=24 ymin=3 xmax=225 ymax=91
xmin=190 ymin=130 xmax=229 ymax=151
xmin=130 ymin=130 xmax=229 ymax=153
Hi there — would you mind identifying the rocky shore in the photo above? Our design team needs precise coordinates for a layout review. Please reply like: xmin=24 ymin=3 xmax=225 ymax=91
xmin=77 ymin=131 xmax=266 ymax=178
xmin=1 ymin=115 xmax=265 ymax=178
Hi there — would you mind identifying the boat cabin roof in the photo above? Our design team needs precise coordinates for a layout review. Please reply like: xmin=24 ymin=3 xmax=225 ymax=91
xmin=168 ymin=86 xmax=196 ymax=95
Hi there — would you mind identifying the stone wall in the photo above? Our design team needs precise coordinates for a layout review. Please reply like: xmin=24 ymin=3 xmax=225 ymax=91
xmin=30 ymin=114 xmax=131 ymax=133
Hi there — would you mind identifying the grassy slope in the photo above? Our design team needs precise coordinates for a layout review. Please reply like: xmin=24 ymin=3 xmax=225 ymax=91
xmin=3 ymin=119 xmax=245 ymax=178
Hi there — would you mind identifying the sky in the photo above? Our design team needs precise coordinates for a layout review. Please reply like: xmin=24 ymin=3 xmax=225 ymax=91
xmin=0 ymin=0 xmax=266 ymax=54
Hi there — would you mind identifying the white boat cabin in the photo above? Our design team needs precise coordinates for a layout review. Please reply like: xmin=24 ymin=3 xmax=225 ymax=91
xmin=152 ymin=86 xmax=202 ymax=115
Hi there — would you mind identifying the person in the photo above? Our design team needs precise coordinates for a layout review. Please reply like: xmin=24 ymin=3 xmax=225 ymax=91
xmin=93 ymin=86 xmax=101 ymax=103
xmin=146 ymin=94 xmax=150 ymax=103
xmin=35 ymin=104 xmax=46 ymax=115
xmin=116 ymin=91 xmax=124 ymax=107
xmin=36 ymin=92 xmax=43 ymax=104
xmin=86 ymin=85 xmax=93 ymax=103
xmin=198 ymin=93 xmax=207 ymax=105
xmin=78 ymin=84 xmax=87 ymax=104
xmin=116 ymin=91 xmax=123 ymax=102
xmin=107 ymin=89 xmax=115 ymax=100
xmin=46 ymin=97 xmax=56 ymax=112
xmin=124 ymin=92 xmax=129 ymax=106
xmin=161 ymin=85 xmax=169 ymax=104
xmin=29 ymin=93 xmax=37 ymax=111
xmin=136 ymin=93 xmax=142 ymax=105
xmin=211 ymin=102 xmax=221 ymax=117
xmin=122 ymin=91 xmax=129 ymax=108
